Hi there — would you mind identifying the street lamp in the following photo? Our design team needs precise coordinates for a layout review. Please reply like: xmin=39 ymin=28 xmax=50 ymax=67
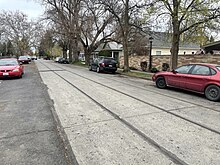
xmin=148 ymin=36 xmax=153 ymax=71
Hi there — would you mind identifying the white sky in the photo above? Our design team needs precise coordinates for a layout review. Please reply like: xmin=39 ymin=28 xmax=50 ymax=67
xmin=0 ymin=0 xmax=44 ymax=19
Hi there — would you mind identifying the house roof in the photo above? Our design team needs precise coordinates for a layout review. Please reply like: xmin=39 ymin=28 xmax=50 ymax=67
xmin=95 ymin=42 xmax=123 ymax=52
xmin=150 ymin=32 xmax=200 ymax=49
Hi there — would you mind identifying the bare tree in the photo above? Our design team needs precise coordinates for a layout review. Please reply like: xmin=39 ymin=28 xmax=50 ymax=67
xmin=98 ymin=0 xmax=148 ymax=72
xmin=42 ymin=0 xmax=81 ymax=62
xmin=147 ymin=0 xmax=220 ymax=69
xmin=0 ymin=11 xmax=42 ymax=56
xmin=80 ymin=0 xmax=115 ymax=64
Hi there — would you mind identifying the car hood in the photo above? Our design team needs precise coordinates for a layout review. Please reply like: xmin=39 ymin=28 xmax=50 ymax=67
xmin=0 ymin=65 xmax=18 ymax=70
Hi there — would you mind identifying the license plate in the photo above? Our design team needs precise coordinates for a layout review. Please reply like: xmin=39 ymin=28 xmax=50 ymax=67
xmin=109 ymin=65 xmax=112 ymax=67
xmin=3 ymin=72 xmax=9 ymax=76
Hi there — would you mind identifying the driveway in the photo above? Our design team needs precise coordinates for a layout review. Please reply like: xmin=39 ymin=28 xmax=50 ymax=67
xmin=36 ymin=59 xmax=220 ymax=165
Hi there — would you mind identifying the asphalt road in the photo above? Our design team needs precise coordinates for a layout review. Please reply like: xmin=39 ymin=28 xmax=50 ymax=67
xmin=0 ymin=62 xmax=70 ymax=165
xmin=34 ymin=59 xmax=220 ymax=165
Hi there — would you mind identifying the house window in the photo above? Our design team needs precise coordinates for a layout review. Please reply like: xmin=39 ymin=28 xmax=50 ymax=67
xmin=156 ymin=51 xmax=161 ymax=55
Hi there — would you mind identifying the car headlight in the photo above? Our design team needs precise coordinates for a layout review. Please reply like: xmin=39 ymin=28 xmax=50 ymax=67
xmin=12 ymin=68 xmax=20 ymax=72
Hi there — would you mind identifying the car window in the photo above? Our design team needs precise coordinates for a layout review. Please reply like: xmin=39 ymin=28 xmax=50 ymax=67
xmin=19 ymin=56 xmax=28 ymax=59
xmin=0 ymin=60 xmax=18 ymax=66
xmin=216 ymin=66 xmax=220 ymax=71
xmin=175 ymin=65 xmax=193 ymax=74
xmin=103 ymin=58 xmax=116 ymax=63
xmin=191 ymin=65 xmax=210 ymax=75
xmin=211 ymin=68 xmax=217 ymax=75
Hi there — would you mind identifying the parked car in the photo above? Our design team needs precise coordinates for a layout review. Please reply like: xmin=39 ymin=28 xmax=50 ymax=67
xmin=152 ymin=63 xmax=220 ymax=101
xmin=18 ymin=56 xmax=30 ymax=64
xmin=27 ymin=55 xmax=32 ymax=62
xmin=58 ymin=58 xmax=69 ymax=64
xmin=0 ymin=58 xmax=24 ymax=78
xmin=43 ymin=56 xmax=50 ymax=60
xmin=55 ymin=57 xmax=61 ymax=62
xmin=31 ymin=56 xmax=37 ymax=60
xmin=89 ymin=57 xmax=118 ymax=73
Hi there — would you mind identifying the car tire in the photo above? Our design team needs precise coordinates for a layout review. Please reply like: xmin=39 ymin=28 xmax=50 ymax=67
xmin=156 ymin=77 xmax=167 ymax=89
xmin=96 ymin=67 xmax=100 ymax=73
xmin=205 ymin=85 xmax=220 ymax=101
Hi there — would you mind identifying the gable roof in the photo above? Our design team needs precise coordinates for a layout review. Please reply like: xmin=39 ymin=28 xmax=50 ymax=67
xmin=150 ymin=32 xmax=200 ymax=49
xmin=95 ymin=42 xmax=123 ymax=52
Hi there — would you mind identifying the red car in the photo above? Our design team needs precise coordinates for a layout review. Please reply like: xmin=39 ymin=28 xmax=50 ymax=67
xmin=152 ymin=63 xmax=220 ymax=101
xmin=18 ymin=56 xmax=30 ymax=64
xmin=0 ymin=58 xmax=24 ymax=78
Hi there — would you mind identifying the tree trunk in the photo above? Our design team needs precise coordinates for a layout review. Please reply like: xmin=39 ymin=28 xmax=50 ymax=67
xmin=171 ymin=0 xmax=180 ymax=70
xmin=72 ymin=37 xmax=78 ymax=62
xmin=84 ymin=47 xmax=91 ymax=65
xmin=68 ymin=39 xmax=73 ymax=63
xmin=171 ymin=32 xmax=180 ymax=69
xmin=123 ymin=0 xmax=130 ymax=72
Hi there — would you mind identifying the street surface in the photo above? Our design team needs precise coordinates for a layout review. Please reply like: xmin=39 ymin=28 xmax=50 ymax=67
xmin=35 ymin=59 xmax=220 ymax=165
xmin=0 ymin=62 xmax=70 ymax=165
xmin=1 ymin=59 xmax=220 ymax=165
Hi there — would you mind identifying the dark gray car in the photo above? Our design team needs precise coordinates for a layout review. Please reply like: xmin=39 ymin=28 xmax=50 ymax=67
xmin=89 ymin=57 xmax=117 ymax=73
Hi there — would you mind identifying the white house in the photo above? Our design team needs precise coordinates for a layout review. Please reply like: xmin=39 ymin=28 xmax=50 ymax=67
xmin=150 ymin=32 xmax=200 ymax=56
xmin=93 ymin=41 xmax=123 ymax=60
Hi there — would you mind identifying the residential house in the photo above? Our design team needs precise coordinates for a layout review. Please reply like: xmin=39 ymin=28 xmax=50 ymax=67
xmin=93 ymin=42 xmax=123 ymax=61
xmin=150 ymin=32 xmax=200 ymax=56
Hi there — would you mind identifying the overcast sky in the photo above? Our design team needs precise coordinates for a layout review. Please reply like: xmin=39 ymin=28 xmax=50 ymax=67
xmin=0 ymin=0 xmax=44 ymax=19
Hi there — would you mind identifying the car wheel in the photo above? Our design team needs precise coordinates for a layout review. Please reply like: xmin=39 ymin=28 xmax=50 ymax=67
xmin=96 ymin=67 xmax=100 ymax=73
xmin=156 ymin=77 xmax=167 ymax=89
xmin=205 ymin=85 xmax=220 ymax=101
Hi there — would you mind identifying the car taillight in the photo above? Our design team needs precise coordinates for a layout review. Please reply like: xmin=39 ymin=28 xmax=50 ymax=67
xmin=100 ymin=63 xmax=105 ymax=67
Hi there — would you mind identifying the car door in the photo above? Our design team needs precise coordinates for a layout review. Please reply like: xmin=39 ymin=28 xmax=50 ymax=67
xmin=183 ymin=65 xmax=212 ymax=92
xmin=166 ymin=64 xmax=193 ymax=88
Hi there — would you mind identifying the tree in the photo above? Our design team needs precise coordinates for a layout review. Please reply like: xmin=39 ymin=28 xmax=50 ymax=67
xmin=147 ymin=0 xmax=220 ymax=69
xmin=98 ymin=0 xmax=148 ymax=72
xmin=38 ymin=30 xmax=55 ymax=58
xmin=42 ymin=0 xmax=81 ymax=62
xmin=80 ymin=0 xmax=115 ymax=64
xmin=0 ymin=11 xmax=43 ymax=56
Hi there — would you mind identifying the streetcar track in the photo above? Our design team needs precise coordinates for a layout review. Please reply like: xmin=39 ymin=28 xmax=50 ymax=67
xmin=51 ymin=62 xmax=220 ymax=113
xmin=39 ymin=63 xmax=188 ymax=165
xmin=39 ymin=61 xmax=220 ymax=136
xmin=38 ymin=61 xmax=220 ymax=164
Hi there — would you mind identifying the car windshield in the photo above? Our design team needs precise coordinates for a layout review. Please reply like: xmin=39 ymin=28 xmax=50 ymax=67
xmin=216 ymin=66 xmax=220 ymax=71
xmin=19 ymin=56 xmax=28 ymax=59
xmin=103 ymin=58 xmax=116 ymax=63
xmin=0 ymin=59 xmax=18 ymax=66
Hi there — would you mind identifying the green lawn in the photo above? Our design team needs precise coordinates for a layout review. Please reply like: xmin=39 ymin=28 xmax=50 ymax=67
xmin=117 ymin=70 xmax=153 ymax=80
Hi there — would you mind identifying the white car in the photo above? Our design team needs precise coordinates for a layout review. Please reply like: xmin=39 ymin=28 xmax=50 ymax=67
xmin=55 ymin=57 xmax=61 ymax=62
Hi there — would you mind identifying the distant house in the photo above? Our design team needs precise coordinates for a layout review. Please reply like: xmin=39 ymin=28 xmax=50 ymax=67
xmin=150 ymin=32 xmax=200 ymax=55
xmin=93 ymin=42 xmax=123 ymax=60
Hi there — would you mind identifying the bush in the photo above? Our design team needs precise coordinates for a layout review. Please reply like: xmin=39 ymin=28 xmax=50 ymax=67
xmin=140 ymin=61 xmax=147 ymax=71
xmin=151 ymin=67 xmax=159 ymax=73
xmin=162 ymin=63 xmax=170 ymax=71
